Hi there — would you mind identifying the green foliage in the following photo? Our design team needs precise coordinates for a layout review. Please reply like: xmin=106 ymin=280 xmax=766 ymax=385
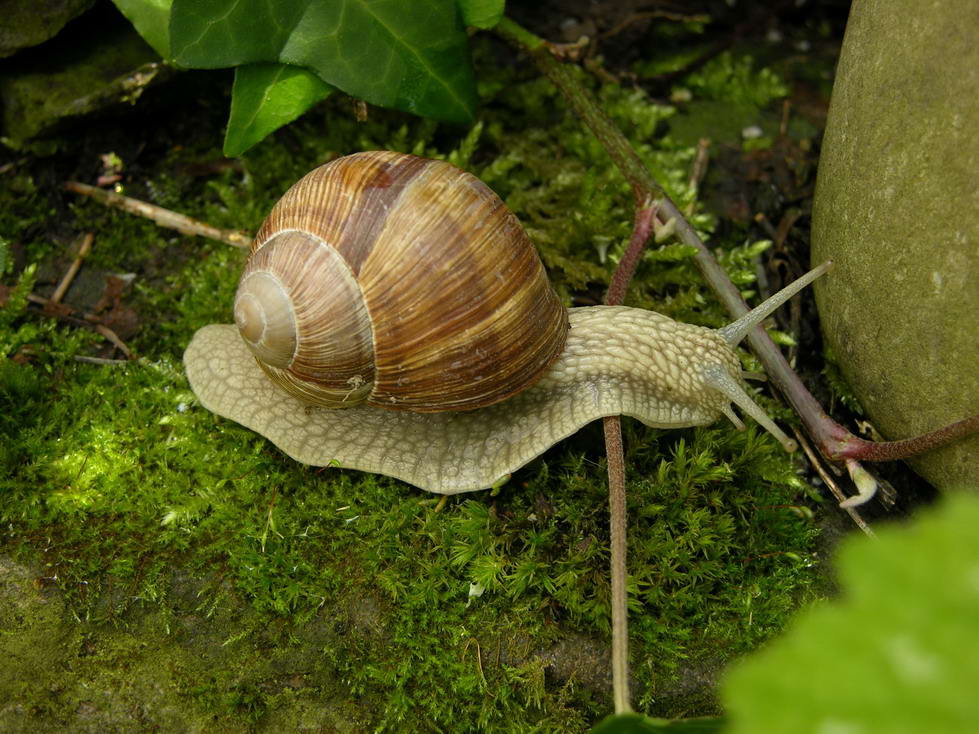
xmin=591 ymin=713 xmax=724 ymax=733
xmin=722 ymin=494 xmax=979 ymax=734
xmin=111 ymin=0 xmax=173 ymax=57
xmin=169 ymin=0 xmax=477 ymax=125
xmin=224 ymin=63 xmax=335 ymax=157
xmin=112 ymin=0 xmax=488 ymax=153
xmin=637 ymin=44 xmax=713 ymax=79
xmin=0 ymin=264 xmax=94 ymax=366
xmin=0 ymin=263 xmax=34 ymax=329
xmin=660 ymin=51 xmax=792 ymax=149
xmin=0 ymin=172 xmax=56 ymax=266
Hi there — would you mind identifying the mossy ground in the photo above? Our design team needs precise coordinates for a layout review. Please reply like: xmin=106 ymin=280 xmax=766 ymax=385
xmin=2 ymin=26 xmax=837 ymax=732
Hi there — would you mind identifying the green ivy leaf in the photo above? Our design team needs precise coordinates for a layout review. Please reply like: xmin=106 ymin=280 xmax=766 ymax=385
xmin=224 ymin=63 xmax=335 ymax=157
xmin=590 ymin=713 xmax=725 ymax=733
xmin=111 ymin=0 xmax=173 ymax=58
xmin=458 ymin=0 xmax=505 ymax=29
xmin=169 ymin=0 xmax=476 ymax=123
xmin=722 ymin=494 xmax=979 ymax=733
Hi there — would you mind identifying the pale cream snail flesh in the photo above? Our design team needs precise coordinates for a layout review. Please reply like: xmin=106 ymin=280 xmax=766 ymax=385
xmin=184 ymin=151 xmax=829 ymax=494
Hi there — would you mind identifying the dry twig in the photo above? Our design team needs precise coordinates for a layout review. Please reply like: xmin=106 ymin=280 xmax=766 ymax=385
xmin=65 ymin=181 xmax=252 ymax=248
xmin=793 ymin=426 xmax=875 ymax=537
xmin=50 ymin=232 xmax=94 ymax=304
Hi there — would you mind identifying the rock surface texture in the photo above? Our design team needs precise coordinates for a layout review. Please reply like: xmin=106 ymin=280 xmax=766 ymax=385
xmin=811 ymin=0 xmax=979 ymax=491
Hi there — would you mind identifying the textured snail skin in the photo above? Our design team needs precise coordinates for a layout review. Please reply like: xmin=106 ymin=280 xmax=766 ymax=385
xmin=185 ymin=306 xmax=746 ymax=494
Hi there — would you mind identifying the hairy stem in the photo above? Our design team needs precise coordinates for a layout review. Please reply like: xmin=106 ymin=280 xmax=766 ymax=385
xmin=599 ymin=199 xmax=656 ymax=715
xmin=834 ymin=414 xmax=979 ymax=461
xmin=603 ymin=416 xmax=631 ymax=714
xmin=605 ymin=200 xmax=658 ymax=307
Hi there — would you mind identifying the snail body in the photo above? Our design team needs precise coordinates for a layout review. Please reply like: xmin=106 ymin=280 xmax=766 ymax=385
xmin=185 ymin=151 xmax=828 ymax=494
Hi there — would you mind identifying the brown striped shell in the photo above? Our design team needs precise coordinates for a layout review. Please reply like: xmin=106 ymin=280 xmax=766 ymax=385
xmin=233 ymin=151 xmax=569 ymax=413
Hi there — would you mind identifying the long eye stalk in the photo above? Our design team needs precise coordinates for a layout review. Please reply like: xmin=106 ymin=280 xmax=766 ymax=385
xmin=719 ymin=261 xmax=833 ymax=347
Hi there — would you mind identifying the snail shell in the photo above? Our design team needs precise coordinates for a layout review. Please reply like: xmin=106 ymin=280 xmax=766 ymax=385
xmin=234 ymin=151 xmax=569 ymax=412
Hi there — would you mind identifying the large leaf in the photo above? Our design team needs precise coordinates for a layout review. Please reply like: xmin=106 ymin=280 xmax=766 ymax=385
xmin=111 ymin=0 xmax=173 ymax=58
xmin=169 ymin=0 xmax=476 ymax=123
xmin=224 ymin=63 xmax=335 ymax=157
xmin=722 ymin=494 xmax=979 ymax=733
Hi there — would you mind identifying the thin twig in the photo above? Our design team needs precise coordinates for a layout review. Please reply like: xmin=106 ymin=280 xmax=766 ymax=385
xmin=685 ymin=138 xmax=711 ymax=216
xmin=598 ymin=11 xmax=711 ymax=41
xmin=50 ymin=232 xmax=94 ymax=304
xmin=93 ymin=324 xmax=132 ymax=357
xmin=64 ymin=181 xmax=252 ymax=248
xmin=793 ymin=426 xmax=875 ymax=537
xmin=602 ymin=416 xmax=631 ymax=713
xmin=543 ymin=36 xmax=590 ymax=61
xmin=462 ymin=638 xmax=488 ymax=687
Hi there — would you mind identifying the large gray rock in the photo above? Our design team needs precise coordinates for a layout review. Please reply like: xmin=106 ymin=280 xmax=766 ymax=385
xmin=811 ymin=0 xmax=979 ymax=491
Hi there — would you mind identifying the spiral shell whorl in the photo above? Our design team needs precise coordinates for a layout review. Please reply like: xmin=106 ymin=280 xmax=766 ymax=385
xmin=235 ymin=230 xmax=376 ymax=407
xmin=233 ymin=270 xmax=296 ymax=369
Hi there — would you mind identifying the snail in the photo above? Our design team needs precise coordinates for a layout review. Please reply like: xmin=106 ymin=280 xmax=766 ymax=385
xmin=184 ymin=151 xmax=828 ymax=494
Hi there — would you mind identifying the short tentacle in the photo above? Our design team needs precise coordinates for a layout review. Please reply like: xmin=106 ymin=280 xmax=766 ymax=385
xmin=701 ymin=364 xmax=797 ymax=451
xmin=720 ymin=404 xmax=746 ymax=431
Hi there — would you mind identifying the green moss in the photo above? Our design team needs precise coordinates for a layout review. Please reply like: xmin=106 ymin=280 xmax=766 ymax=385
xmin=657 ymin=51 xmax=792 ymax=148
xmin=1 ymin=34 xmax=824 ymax=731
xmin=682 ymin=52 xmax=790 ymax=108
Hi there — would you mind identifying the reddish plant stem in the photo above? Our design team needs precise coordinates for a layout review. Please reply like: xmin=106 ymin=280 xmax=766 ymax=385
xmin=834 ymin=414 xmax=979 ymax=461
xmin=605 ymin=200 xmax=657 ymax=307
xmin=602 ymin=416 xmax=631 ymax=714
xmin=600 ymin=147 xmax=658 ymax=718
xmin=602 ymin=200 xmax=658 ymax=712
xmin=599 ymin=200 xmax=656 ymax=715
